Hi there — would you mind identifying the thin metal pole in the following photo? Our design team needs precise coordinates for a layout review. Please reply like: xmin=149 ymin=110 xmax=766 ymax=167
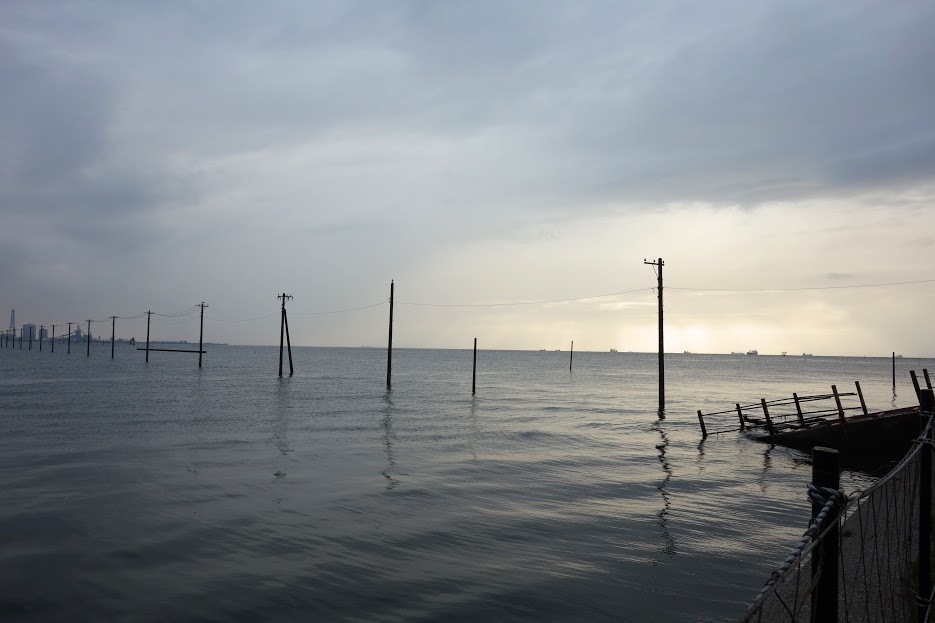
xmin=387 ymin=280 xmax=394 ymax=389
xmin=67 ymin=322 xmax=71 ymax=354
xmin=86 ymin=320 xmax=91 ymax=357
xmin=279 ymin=298 xmax=285 ymax=378
xmin=39 ymin=325 xmax=43 ymax=351
xmin=919 ymin=389 xmax=933 ymax=623
xmin=472 ymin=337 xmax=477 ymax=395
xmin=51 ymin=325 xmax=55 ymax=353
xmin=644 ymin=258 xmax=664 ymax=412
xmin=569 ymin=340 xmax=573 ymax=371
xmin=28 ymin=326 xmax=32 ymax=350
xmin=893 ymin=351 xmax=896 ymax=389
xmin=811 ymin=447 xmax=840 ymax=622
xmin=111 ymin=316 xmax=116 ymax=359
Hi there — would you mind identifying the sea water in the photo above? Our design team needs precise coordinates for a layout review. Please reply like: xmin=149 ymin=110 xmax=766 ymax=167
xmin=0 ymin=346 xmax=929 ymax=621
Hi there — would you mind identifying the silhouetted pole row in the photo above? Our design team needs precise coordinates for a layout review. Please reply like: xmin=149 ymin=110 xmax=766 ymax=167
xmin=278 ymin=293 xmax=293 ymax=377
xmin=472 ymin=337 xmax=477 ymax=395
xmin=387 ymin=280 xmax=394 ymax=389
xmin=569 ymin=340 xmax=574 ymax=371
xmin=644 ymin=257 xmax=665 ymax=413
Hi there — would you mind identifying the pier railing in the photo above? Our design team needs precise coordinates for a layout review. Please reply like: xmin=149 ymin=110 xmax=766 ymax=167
xmin=740 ymin=388 xmax=935 ymax=622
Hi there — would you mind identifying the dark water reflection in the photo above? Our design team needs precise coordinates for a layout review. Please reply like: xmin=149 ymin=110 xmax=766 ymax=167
xmin=0 ymin=347 xmax=931 ymax=621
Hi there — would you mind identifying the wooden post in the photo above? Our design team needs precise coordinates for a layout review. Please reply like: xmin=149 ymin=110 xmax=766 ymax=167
xmin=911 ymin=370 xmax=921 ymax=399
xmin=67 ymin=322 xmax=72 ymax=354
xmin=51 ymin=325 xmax=54 ymax=353
xmin=472 ymin=337 xmax=477 ymax=396
xmin=38 ymin=325 xmax=43 ymax=351
xmin=920 ymin=390 xmax=933 ymax=623
xmin=198 ymin=303 xmax=207 ymax=369
xmin=893 ymin=352 xmax=896 ymax=389
xmin=284 ymin=305 xmax=293 ymax=377
xmin=831 ymin=384 xmax=846 ymax=424
xmin=924 ymin=368 xmax=933 ymax=391
xmin=86 ymin=320 xmax=91 ymax=357
xmin=644 ymin=258 xmax=664 ymax=412
xmin=279 ymin=306 xmax=285 ymax=377
xmin=735 ymin=403 xmax=745 ymax=429
xmin=28 ymin=326 xmax=32 ymax=350
xmin=811 ymin=446 xmax=840 ymax=622
xmin=386 ymin=280 xmax=394 ymax=389
xmin=569 ymin=340 xmax=573 ymax=371
xmin=111 ymin=316 xmax=116 ymax=359
xmin=761 ymin=399 xmax=775 ymax=437
xmin=855 ymin=381 xmax=868 ymax=416
xmin=145 ymin=311 xmax=151 ymax=362
xmin=793 ymin=392 xmax=805 ymax=425
xmin=697 ymin=410 xmax=708 ymax=438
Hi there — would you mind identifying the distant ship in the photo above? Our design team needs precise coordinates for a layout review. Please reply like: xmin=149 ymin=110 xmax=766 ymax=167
xmin=683 ymin=350 xmax=692 ymax=354
xmin=730 ymin=351 xmax=743 ymax=355
xmin=781 ymin=352 xmax=787 ymax=356
xmin=746 ymin=349 xmax=758 ymax=356
xmin=803 ymin=353 xmax=813 ymax=357
xmin=609 ymin=348 xmax=618 ymax=353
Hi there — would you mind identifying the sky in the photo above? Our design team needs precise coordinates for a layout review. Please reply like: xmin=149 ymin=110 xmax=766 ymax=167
xmin=1 ymin=1 xmax=934 ymax=355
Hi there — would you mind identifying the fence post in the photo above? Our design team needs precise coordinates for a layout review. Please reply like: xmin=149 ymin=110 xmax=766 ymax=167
xmin=697 ymin=410 xmax=707 ymax=438
xmin=793 ymin=392 xmax=805 ymax=425
xmin=912 ymin=370 xmax=922 ymax=400
xmin=761 ymin=399 xmax=775 ymax=437
xmin=735 ymin=403 xmax=745 ymax=429
xmin=855 ymin=381 xmax=869 ymax=416
xmin=812 ymin=446 xmax=840 ymax=622
xmin=831 ymin=384 xmax=846 ymax=424
xmin=920 ymin=389 xmax=933 ymax=623
xmin=924 ymin=369 xmax=933 ymax=391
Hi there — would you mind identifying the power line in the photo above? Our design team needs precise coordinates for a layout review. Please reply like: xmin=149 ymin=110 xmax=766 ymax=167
xmin=397 ymin=287 xmax=656 ymax=308
xmin=668 ymin=278 xmax=935 ymax=293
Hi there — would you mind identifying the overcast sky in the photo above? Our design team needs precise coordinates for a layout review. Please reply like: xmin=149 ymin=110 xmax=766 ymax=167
xmin=2 ymin=1 xmax=934 ymax=354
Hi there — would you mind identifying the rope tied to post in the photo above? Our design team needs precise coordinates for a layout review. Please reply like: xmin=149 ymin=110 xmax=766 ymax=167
xmin=751 ymin=485 xmax=849 ymax=605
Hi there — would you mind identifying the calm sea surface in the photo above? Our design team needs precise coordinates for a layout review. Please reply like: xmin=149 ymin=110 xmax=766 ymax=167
xmin=1 ymin=345 xmax=931 ymax=622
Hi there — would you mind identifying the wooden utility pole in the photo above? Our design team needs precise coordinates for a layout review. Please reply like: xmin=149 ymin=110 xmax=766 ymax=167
xmin=111 ymin=316 xmax=117 ymax=359
xmin=198 ymin=302 xmax=208 ymax=368
xmin=644 ymin=257 xmax=665 ymax=413
xmin=472 ymin=337 xmax=477 ymax=395
xmin=569 ymin=340 xmax=574 ymax=371
xmin=145 ymin=311 xmax=152 ymax=362
xmin=67 ymin=322 xmax=72 ymax=354
xmin=86 ymin=320 xmax=91 ymax=357
xmin=386 ymin=280 xmax=394 ymax=389
xmin=278 ymin=294 xmax=293 ymax=377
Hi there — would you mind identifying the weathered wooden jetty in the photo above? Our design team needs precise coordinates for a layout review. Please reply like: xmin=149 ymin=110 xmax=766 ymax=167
xmin=696 ymin=370 xmax=933 ymax=452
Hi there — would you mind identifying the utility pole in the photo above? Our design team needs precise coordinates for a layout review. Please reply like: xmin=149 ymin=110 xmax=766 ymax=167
xmin=145 ymin=311 xmax=152 ymax=362
xmin=644 ymin=257 xmax=665 ymax=413
xmin=278 ymin=294 xmax=293 ymax=377
xmin=87 ymin=320 xmax=91 ymax=357
xmin=111 ymin=316 xmax=117 ymax=358
xmin=570 ymin=340 xmax=574 ymax=371
xmin=28 ymin=326 xmax=33 ymax=350
xmin=39 ymin=325 xmax=44 ymax=351
xmin=67 ymin=322 xmax=72 ymax=354
xmin=198 ymin=302 xmax=208 ymax=368
xmin=51 ymin=325 xmax=55 ymax=353
xmin=387 ymin=280 xmax=394 ymax=389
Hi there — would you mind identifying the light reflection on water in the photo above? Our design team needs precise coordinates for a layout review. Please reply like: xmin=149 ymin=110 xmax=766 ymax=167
xmin=0 ymin=346 xmax=930 ymax=621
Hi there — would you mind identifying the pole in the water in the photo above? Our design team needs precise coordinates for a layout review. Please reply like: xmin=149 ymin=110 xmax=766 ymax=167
xmin=386 ymin=280 xmax=394 ymax=389
xmin=111 ymin=316 xmax=116 ymax=359
xmin=51 ymin=325 xmax=55 ymax=353
xmin=284 ymin=302 xmax=293 ymax=377
xmin=893 ymin=351 xmax=896 ymax=389
xmin=86 ymin=320 xmax=91 ymax=357
xmin=278 ymin=293 xmax=293 ymax=377
xmin=145 ymin=311 xmax=152 ymax=362
xmin=28 ymin=326 xmax=32 ymax=350
xmin=38 ymin=325 xmax=43 ymax=351
xmin=472 ymin=337 xmax=477 ymax=395
xmin=644 ymin=257 xmax=665 ymax=413
xmin=67 ymin=322 xmax=72 ymax=354
xmin=569 ymin=340 xmax=574 ymax=371
xmin=198 ymin=302 xmax=208 ymax=368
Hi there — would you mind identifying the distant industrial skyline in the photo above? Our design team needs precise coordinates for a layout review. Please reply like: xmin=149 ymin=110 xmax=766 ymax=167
xmin=2 ymin=2 xmax=933 ymax=355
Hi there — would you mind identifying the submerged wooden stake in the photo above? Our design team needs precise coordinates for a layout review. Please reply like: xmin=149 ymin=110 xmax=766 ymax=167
xmin=735 ymin=403 xmax=745 ymax=429
xmin=697 ymin=410 xmax=707 ymax=438
xmin=831 ymin=385 xmax=845 ymax=424
xmin=855 ymin=381 xmax=868 ymax=416
xmin=761 ymin=399 xmax=775 ymax=437
xmin=793 ymin=392 xmax=804 ymax=425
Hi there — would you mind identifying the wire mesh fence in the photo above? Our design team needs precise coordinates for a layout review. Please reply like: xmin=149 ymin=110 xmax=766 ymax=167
xmin=741 ymin=409 xmax=934 ymax=622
